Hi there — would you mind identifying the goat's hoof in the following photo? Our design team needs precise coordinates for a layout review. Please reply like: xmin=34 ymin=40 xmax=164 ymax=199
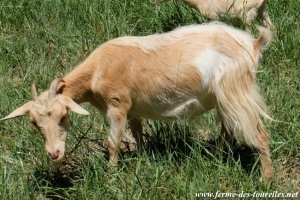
xmin=260 ymin=171 xmax=273 ymax=183
xmin=108 ymin=159 xmax=118 ymax=168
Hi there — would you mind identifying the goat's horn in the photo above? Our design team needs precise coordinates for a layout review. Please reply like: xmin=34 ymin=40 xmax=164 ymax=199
xmin=31 ymin=83 xmax=38 ymax=101
xmin=48 ymin=78 xmax=63 ymax=99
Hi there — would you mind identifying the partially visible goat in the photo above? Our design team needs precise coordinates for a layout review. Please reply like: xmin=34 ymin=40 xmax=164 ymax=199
xmin=176 ymin=0 xmax=272 ymax=31
xmin=2 ymin=22 xmax=273 ymax=179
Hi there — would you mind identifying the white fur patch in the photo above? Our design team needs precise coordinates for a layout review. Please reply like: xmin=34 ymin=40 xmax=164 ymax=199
xmin=194 ymin=49 xmax=228 ymax=87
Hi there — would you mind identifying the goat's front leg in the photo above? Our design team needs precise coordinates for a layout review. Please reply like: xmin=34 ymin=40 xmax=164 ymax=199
xmin=107 ymin=106 xmax=127 ymax=166
xmin=129 ymin=118 xmax=145 ymax=150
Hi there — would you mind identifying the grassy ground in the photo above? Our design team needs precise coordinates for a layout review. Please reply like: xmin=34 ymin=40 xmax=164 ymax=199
xmin=0 ymin=0 xmax=299 ymax=199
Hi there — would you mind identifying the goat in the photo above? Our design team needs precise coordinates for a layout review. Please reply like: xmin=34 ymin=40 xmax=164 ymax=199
xmin=2 ymin=22 xmax=273 ymax=179
xmin=162 ymin=0 xmax=273 ymax=31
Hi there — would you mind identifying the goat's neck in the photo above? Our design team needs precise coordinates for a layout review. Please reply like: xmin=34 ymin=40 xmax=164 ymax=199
xmin=61 ymin=62 xmax=94 ymax=103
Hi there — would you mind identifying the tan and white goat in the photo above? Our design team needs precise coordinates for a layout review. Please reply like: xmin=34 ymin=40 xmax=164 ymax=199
xmin=183 ymin=0 xmax=273 ymax=31
xmin=2 ymin=22 xmax=273 ymax=179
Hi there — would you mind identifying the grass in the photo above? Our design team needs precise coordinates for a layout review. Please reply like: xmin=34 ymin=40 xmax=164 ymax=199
xmin=0 ymin=0 xmax=299 ymax=199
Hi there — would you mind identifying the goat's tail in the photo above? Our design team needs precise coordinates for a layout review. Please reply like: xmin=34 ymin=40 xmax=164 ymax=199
xmin=253 ymin=26 xmax=272 ymax=52
xmin=215 ymin=60 xmax=271 ymax=147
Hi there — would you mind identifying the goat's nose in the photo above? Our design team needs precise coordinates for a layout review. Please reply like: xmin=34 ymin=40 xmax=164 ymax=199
xmin=48 ymin=151 xmax=59 ymax=160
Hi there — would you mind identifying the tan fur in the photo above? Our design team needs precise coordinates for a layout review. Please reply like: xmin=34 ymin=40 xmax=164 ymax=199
xmin=2 ymin=22 xmax=273 ymax=179
xmin=183 ymin=0 xmax=273 ymax=31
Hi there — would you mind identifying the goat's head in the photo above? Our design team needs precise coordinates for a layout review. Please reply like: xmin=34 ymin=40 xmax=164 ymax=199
xmin=1 ymin=78 xmax=89 ymax=162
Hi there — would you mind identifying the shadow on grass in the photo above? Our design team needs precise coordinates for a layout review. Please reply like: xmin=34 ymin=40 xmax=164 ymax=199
xmin=142 ymin=121 xmax=258 ymax=173
xmin=92 ymin=121 xmax=259 ymax=173
xmin=33 ymin=160 xmax=81 ymax=199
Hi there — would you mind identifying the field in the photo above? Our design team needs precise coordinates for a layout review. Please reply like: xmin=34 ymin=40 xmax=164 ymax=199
xmin=0 ymin=0 xmax=299 ymax=199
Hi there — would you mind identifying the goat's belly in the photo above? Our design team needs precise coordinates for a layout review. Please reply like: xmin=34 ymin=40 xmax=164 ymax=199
xmin=161 ymin=99 xmax=207 ymax=120
xmin=129 ymin=98 xmax=214 ymax=121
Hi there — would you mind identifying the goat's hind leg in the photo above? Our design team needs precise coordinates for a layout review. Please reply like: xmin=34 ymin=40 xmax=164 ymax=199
xmin=257 ymin=1 xmax=273 ymax=29
xmin=261 ymin=11 xmax=273 ymax=29
xmin=216 ymin=122 xmax=233 ymax=152
xmin=244 ymin=8 xmax=257 ymax=32
xmin=255 ymin=124 xmax=273 ymax=180
xmin=217 ymin=122 xmax=241 ymax=162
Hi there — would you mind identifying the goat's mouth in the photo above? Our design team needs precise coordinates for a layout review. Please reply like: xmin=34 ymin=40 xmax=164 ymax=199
xmin=47 ymin=151 xmax=65 ymax=163
xmin=50 ymin=155 xmax=65 ymax=164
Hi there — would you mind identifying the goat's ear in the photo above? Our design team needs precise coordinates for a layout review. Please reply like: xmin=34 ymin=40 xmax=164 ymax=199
xmin=60 ymin=96 xmax=89 ymax=115
xmin=1 ymin=101 xmax=32 ymax=120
